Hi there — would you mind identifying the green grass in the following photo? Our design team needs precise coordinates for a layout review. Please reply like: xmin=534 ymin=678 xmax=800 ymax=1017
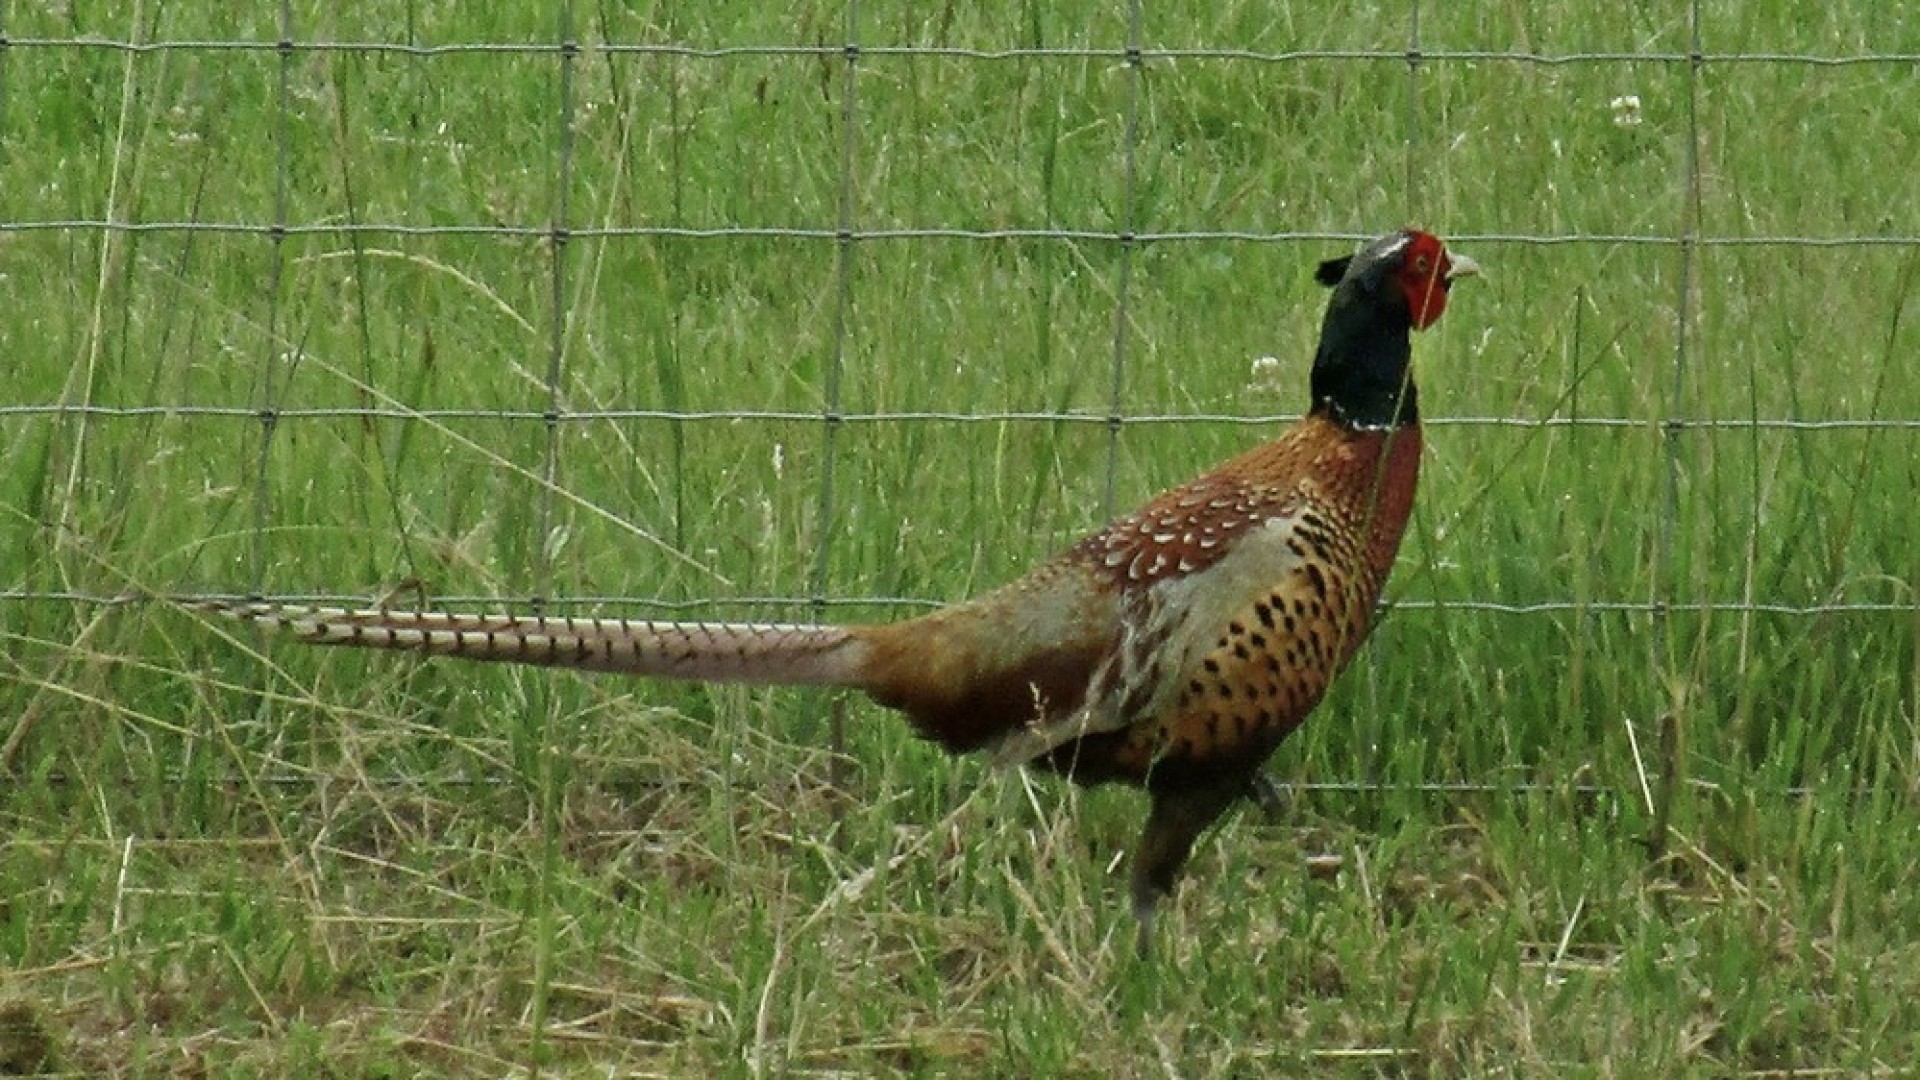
xmin=4 ymin=1 xmax=1920 ymax=1075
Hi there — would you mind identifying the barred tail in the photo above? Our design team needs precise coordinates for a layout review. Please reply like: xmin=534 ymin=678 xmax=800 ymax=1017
xmin=195 ymin=602 xmax=874 ymax=688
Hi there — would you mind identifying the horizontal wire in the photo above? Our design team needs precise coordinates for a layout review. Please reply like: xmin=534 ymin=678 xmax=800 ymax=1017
xmin=4 ymin=219 xmax=1919 ymax=248
xmin=17 ymin=591 xmax=1914 ymax=617
xmin=3 ymin=402 xmax=1917 ymax=431
xmin=7 ymin=37 xmax=1920 ymax=66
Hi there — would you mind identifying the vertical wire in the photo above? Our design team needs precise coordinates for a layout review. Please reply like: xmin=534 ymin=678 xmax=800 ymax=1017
xmin=1404 ymin=0 xmax=1422 ymax=219
xmin=528 ymin=2 xmax=580 ymax=1062
xmin=1648 ymin=0 xmax=1706 ymax=862
xmin=1102 ymin=0 xmax=1146 ymax=518
xmin=536 ymin=14 xmax=580 ymax=611
xmin=665 ymin=0 xmax=688 ymax=553
xmin=1661 ymin=0 xmax=1705 ymax=677
xmin=250 ymin=0 xmax=296 ymax=597
xmin=817 ymin=1 xmax=861 ymax=780
xmin=1360 ymin=0 xmax=1428 ymax=792
xmin=0 ymin=0 xmax=10 ymax=138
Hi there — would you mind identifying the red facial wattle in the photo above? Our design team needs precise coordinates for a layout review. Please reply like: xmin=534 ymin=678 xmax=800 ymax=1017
xmin=1394 ymin=232 xmax=1455 ymax=331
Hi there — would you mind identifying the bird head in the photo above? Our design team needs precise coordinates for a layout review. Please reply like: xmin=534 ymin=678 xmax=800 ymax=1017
xmin=1314 ymin=229 xmax=1480 ymax=331
xmin=1308 ymin=229 xmax=1478 ymax=428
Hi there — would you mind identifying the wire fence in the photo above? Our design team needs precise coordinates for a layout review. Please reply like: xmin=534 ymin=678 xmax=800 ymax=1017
xmin=4 ymin=4 xmax=1918 ymax=796
xmin=14 ymin=13 xmax=1920 ymax=1076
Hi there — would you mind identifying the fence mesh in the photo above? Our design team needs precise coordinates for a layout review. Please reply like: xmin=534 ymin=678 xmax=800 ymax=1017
xmin=8 ymin=6 xmax=1920 ymax=1071
xmin=3 ymin=6 xmax=1917 ymax=792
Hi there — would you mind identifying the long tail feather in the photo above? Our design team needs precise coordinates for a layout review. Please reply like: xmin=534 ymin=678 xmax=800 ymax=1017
xmin=194 ymin=602 xmax=873 ymax=688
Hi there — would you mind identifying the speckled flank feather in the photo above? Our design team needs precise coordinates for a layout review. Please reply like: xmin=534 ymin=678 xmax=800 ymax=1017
xmin=984 ymin=416 xmax=1421 ymax=778
xmin=198 ymin=603 xmax=872 ymax=687
xmin=1090 ymin=420 xmax=1420 ymax=781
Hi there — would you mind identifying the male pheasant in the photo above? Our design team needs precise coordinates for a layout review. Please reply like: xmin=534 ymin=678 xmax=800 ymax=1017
xmin=201 ymin=228 xmax=1477 ymax=950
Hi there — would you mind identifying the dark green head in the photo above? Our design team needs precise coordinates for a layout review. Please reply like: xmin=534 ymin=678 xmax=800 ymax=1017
xmin=1309 ymin=229 xmax=1479 ymax=428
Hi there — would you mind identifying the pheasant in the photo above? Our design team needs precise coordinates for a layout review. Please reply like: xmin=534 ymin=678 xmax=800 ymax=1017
xmin=199 ymin=228 xmax=1477 ymax=951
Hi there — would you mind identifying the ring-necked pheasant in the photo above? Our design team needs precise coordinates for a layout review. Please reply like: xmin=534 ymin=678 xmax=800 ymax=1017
xmin=198 ymin=228 xmax=1477 ymax=951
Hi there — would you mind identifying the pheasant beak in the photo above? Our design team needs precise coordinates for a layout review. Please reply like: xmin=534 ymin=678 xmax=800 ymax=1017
xmin=1445 ymin=253 xmax=1482 ymax=282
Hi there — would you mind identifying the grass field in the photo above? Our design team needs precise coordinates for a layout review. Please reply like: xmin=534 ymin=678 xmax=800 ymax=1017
xmin=4 ymin=2 xmax=1920 ymax=1076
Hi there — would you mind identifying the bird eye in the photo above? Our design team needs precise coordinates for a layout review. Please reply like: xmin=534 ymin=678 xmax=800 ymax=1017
xmin=1414 ymin=255 xmax=1431 ymax=274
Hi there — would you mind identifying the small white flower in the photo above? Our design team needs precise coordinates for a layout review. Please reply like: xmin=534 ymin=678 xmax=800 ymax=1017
xmin=1246 ymin=355 xmax=1285 ymax=394
xmin=1610 ymin=94 xmax=1643 ymax=127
